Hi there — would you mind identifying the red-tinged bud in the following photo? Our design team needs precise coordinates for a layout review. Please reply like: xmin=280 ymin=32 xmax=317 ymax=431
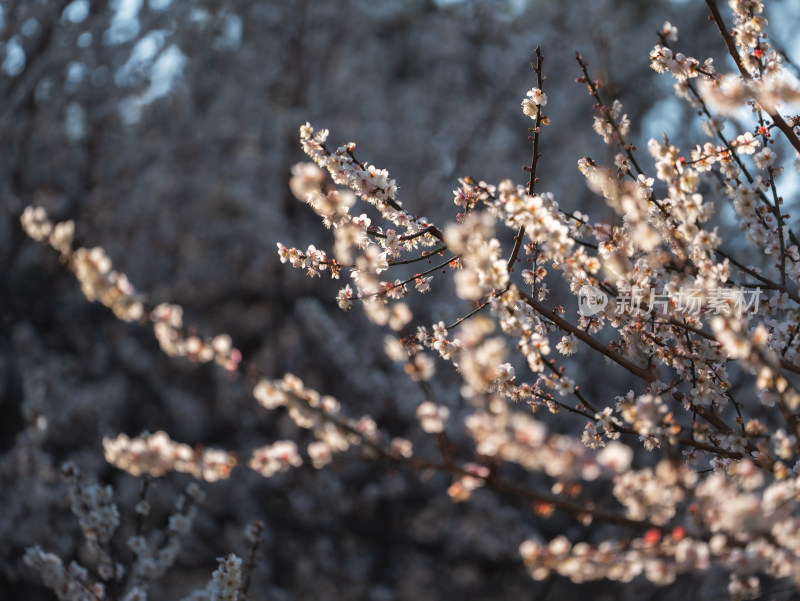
xmin=533 ymin=501 xmax=555 ymax=518
xmin=643 ymin=529 xmax=661 ymax=545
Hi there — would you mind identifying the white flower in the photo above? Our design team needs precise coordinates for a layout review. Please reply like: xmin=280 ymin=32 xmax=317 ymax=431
xmin=416 ymin=401 xmax=449 ymax=433
xmin=734 ymin=131 xmax=759 ymax=155
xmin=555 ymin=376 xmax=575 ymax=396
xmin=336 ymin=285 xmax=354 ymax=310
xmin=210 ymin=553 xmax=242 ymax=601
xmin=661 ymin=21 xmax=678 ymax=42
xmin=521 ymin=87 xmax=547 ymax=118
xmin=753 ymin=147 xmax=774 ymax=169
xmin=556 ymin=334 xmax=578 ymax=356
xmin=414 ymin=275 xmax=432 ymax=293
xmin=596 ymin=442 xmax=633 ymax=473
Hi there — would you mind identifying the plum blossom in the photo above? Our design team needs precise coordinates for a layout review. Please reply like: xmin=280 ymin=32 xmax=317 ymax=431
xmin=521 ymin=87 xmax=547 ymax=118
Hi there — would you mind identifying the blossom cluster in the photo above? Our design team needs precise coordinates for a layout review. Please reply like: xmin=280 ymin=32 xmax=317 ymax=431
xmin=103 ymin=431 xmax=237 ymax=482
xmin=18 ymin=1 xmax=800 ymax=598
xmin=466 ymin=405 xmax=633 ymax=480
xmin=270 ymin=4 xmax=800 ymax=595
xmin=20 ymin=206 xmax=243 ymax=372
xmin=521 ymin=458 xmax=800 ymax=596
xmin=208 ymin=553 xmax=243 ymax=601
xmin=521 ymin=86 xmax=547 ymax=118
xmin=290 ymin=123 xmax=445 ymax=315
xmin=252 ymin=374 xmax=413 ymax=469
xmin=62 ymin=462 xmax=121 ymax=582
xmin=23 ymin=546 xmax=107 ymax=601
xmin=248 ymin=440 xmax=303 ymax=477
xmin=125 ymin=483 xmax=205 ymax=585
xmin=151 ymin=303 xmax=242 ymax=371
xmin=23 ymin=464 xmax=206 ymax=601
xmin=21 ymin=206 xmax=145 ymax=323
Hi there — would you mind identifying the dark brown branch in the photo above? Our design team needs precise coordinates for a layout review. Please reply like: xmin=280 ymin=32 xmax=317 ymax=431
xmin=506 ymin=47 xmax=545 ymax=274
xmin=516 ymin=288 xmax=656 ymax=383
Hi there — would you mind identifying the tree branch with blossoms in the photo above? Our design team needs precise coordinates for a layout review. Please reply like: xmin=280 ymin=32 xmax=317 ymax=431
xmin=18 ymin=1 xmax=800 ymax=598
xmin=705 ymin=0 xmax=800 ymax=154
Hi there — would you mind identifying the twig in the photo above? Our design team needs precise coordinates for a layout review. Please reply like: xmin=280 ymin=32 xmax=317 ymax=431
xmin=704 ymin=0 xmax=800 ymax=153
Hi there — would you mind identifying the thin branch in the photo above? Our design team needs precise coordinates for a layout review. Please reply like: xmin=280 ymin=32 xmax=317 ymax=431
xmin=506 ymin=47 xmax=545 ymax=274
xmin=516 ymin=287 xmax=656 ymax=383
xmin=388 ymin=245 xmax=447 ymax=266
xmin=446 ymin=295 xmax=495 ymax=330
xmin=715 ymin=248 xmax=800 ymax=305
xmin=704 ymin=0 xmax=800 ymax=154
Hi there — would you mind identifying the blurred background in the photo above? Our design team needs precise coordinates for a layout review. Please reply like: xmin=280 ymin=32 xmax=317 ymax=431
xmin=2 ymin=0 xmax=799 ymax=599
